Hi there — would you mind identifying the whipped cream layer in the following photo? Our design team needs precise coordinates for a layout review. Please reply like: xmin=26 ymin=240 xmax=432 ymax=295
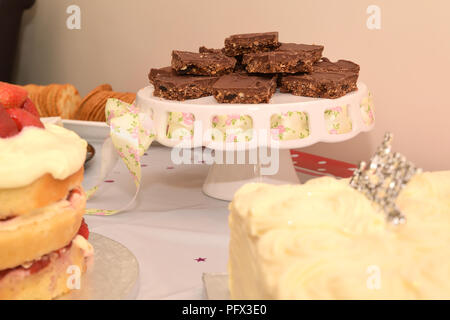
xmin=0 ymin=124 xmax=87 ymax=189
xmin=229 ymin=171 xmax=450 ymax=299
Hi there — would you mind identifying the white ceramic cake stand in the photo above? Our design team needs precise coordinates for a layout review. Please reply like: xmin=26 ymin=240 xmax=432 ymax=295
xmin=136 ymin=83 xmax=374 ymax=201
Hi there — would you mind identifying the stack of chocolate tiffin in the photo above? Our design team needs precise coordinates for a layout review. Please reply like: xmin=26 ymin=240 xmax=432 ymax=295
xmin=22 ymin=83 xmax=135 ymax=122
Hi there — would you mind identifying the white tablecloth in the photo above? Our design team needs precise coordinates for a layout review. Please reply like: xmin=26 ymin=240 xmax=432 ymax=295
xmin=83 ymin=141 xmax=312 ymax=300
xmin=83 ymin=142 xmax=231 ymax=300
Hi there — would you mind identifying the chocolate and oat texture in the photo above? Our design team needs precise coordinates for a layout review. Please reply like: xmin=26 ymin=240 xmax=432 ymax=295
xmin=242 ymin=42 xmax=324 ymax=74
xmin=223 ymin=32 xmax=280 ymax=56
xmin=199 ymin=46 xmax=224 ymax=54
xmin=152 ymin=72 xmax=219 ymax=101
xmin=171 ymin=50 xmax=236 ymax=76
xmin=212 ymin=74 xmax=277 ymax=104
xmin=148 ymin=66 xmax=175 ymax=85
xmin=313 ymin=57 xmax=360 ymax=74
xmin=280 ymin=71 xmax=358 ymax=99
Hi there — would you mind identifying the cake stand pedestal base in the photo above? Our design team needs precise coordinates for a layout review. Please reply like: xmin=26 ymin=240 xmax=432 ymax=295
xmin=202 ymin=149 xmax=299 ymax=201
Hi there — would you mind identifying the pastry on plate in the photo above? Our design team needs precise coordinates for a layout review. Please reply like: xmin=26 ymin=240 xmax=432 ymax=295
xmin=75 ymin=84 xmax=135 ymax=122
xmin=22 ymin=83 xmax=81 ymax=119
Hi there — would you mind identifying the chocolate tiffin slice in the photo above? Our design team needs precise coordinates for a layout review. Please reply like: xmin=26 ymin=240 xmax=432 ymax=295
xmin=212 ymin=74 xmax=277 ymax=104
xmin=242 ymin=43 xmax=324 ymax=74
xmin=313 ymin=57 xmax=360 ymax=74
xmin=280 ymin=71 xmax=358 ymax=99
xmin=171 ymin=50 xmax=236 ymax=76
xmin=148 ymin=66 xmax=175 ymax=85
xmin=223 ymin=31 xmax=280 ymax=56
xmin=152 ymin=73 xmax=219 ymax=101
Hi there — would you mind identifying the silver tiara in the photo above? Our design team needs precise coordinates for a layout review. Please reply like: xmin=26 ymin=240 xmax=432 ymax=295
xmin=349 ymin=133 xmax=421 ymax=225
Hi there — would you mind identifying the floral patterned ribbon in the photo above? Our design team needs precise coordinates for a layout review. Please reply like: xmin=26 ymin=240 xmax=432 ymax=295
xmin=85 ymin=98 xmax=155 ymax=215
xmin=164 ymin=95 xmax=374 ymax=143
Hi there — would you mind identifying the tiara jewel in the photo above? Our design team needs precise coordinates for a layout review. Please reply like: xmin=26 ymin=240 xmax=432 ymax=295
xmin=349 ymin=133 xmax=421 ymax=225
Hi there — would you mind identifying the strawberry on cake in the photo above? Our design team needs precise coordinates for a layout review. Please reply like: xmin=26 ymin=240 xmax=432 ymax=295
xmin=0 ymin=82 xmax=93 ymax=300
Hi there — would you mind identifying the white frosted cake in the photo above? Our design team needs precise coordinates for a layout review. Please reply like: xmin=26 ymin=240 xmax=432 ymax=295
xmin=228 ymin=171 xmax=450 ymax=299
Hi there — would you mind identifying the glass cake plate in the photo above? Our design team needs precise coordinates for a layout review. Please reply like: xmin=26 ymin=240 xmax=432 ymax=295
xmin=58 ymin=233 xmax=139 ymax=300
xmin=202 ymin=273 xmax=230 ymax=300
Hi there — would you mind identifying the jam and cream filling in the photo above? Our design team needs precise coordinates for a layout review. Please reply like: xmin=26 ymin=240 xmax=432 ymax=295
xmin=0 ymin=225 xmax=92 ymax=282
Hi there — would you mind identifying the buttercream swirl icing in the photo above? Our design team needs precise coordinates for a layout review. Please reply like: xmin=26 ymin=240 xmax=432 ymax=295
xmin=0 ymin=124 xmax=87 ymax=189
xmin=229 ymin=172 xmax=450 ymax=299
